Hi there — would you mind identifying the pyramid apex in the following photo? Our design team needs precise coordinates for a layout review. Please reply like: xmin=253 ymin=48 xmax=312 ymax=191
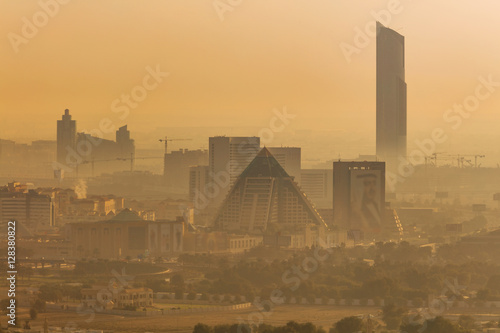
xmin=257 ymin=147 xmax=271 ymax=157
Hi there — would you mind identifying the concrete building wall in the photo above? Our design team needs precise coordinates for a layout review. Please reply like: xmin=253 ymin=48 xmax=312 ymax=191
xmin=163 ymin=149 xmax=208 ymax=193
xmin=300 ymin=169 xmax=333 ymax=209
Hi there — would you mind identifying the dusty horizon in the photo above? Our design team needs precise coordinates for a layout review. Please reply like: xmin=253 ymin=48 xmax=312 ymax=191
xmin=1 ymin=0 xmax=500 ymax=165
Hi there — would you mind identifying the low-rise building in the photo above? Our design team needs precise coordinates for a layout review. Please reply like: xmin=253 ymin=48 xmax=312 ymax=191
xmin=67 ymin=209 xmax=184 ymax=259
xmin=228 ymin=234 xmax=263 ymax=253
xmin=81 ymin=286 xmax=153 ymax=310
xmin=263 ymin=225 xmax=347 ymax=249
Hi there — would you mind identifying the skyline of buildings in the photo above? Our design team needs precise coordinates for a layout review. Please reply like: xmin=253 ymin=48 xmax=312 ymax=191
xmin=0 ymin=18 xmax=495 ymax=248
xmin=56 ymin=109 xmax=136 ymax=176
xmin=0 ymin=3 xmax=498 ymax=331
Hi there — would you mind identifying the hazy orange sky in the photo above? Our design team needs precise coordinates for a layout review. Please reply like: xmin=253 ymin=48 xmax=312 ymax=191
xmin=1 ymin=0 xmax=500 ymax=165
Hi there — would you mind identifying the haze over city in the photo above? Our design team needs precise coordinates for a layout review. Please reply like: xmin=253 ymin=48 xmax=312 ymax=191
xmin=2 ymin=1 xmax=500 ymax=333
xmin=2 ymin=0 xmax=500 ymax=165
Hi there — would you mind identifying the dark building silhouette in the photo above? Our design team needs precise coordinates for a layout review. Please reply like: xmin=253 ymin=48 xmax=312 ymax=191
xmin=333 ymin=161 xmax=385 ymax=236
xmin=116 ymin=125 xmax=135 ymax=159
xmin=376 ymin=22 xmax=407 ymax=170
xmin=213 ymin=148 xmax=326 ymax=233
xmin=56 ymin=109 xmax=77 ymax=165
xmin=56 ymin=109 xmax=136 ymax=176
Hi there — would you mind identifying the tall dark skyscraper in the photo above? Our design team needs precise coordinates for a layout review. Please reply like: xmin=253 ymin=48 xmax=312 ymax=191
xmin=56 ymin=109 xmax=77 ymax=165
xmin=116 ymin=125 xmax=135 ymax=159
xmin=376 ymin=22 xmax=407 ymax=170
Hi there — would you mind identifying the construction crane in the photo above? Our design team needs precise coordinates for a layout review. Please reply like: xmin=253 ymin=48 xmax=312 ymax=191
xmin=434 ymin=154 xmax=466 ymax=168
xmin=158 ymin=137 xmax=192 ymax=155
xmin=456 ymin=156 xmax=471 ymax=168
xmin=425 ymin=152 xmax=446 ymax=167
xmin=468 ymin=154 xmax=485 ymax=168
xmin=81 ymin=155 xmax=163 ymax=176
xmin=80 ymin=157 xmax=130 ymax=176
xmin=443 ymin=154 xmax=485 ymax=168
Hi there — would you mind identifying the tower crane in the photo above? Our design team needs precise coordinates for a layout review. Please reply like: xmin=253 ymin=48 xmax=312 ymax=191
xmin=81 ymin=155 xmax=163 ymax=176
xmin=424 ymin=152 xmax=446 ymax=167
xmin=158 ymin=137 xmax=192 ymax=154
xmin=470 ymin=154 xmax=485 ymax=168
xmin=431 ymin=152 xmax=447 ymax=167
xmin=443 ymin=154 xmax=485 ymax=168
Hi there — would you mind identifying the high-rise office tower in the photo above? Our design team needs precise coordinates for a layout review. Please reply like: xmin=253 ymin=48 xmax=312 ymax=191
xmin=268 ymin=147 xmax=301 ymax=185
xmin=376 ymin=22 xmax=407 ymax=169
xmin=56 ymin=109 xmax=77 ymax=165
xmin=163 ymin=149 xmax=208 ymax=193
xmin=116 ymin=125 xmax=135 ymax=159
xmin=209 ymin=136 xmax=261 ymax=186
xmin=189 ymin=165 xmax=210 ymax=202
xmin=300 ymin=169 xmax=333 ymax=209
